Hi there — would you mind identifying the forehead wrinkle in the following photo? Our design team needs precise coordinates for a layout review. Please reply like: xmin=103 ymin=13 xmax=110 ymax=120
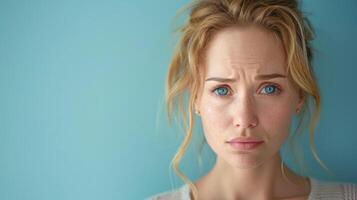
xmin=220 ymin=47 xmax=268 ymax=74
xmin=222 ymin=43 xmax=267 ymax=64
xmin=220 ymin=59 xmax=263 ymax=81
xmin=204 ymin=69 xmax=257 ymax=86
xmin=224 ymin=56 xmax=264 ymax=65
xmin=204 ymin=25 xmax=287 ymax=83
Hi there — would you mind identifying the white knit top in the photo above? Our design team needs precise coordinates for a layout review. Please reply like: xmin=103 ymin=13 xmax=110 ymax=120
xmin=146 ymin=178 xmax=357 ymax=200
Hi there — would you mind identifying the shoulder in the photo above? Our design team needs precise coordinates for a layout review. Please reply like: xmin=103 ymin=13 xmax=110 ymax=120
xmin=145 ymin=184 xmax=190 ymax=200
xmin=310 ymin=178 xmax=357 ymax=199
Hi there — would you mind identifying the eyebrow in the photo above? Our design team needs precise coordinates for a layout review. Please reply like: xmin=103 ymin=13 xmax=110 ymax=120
xmin=205 ymin=73 xmax=287 ymax=82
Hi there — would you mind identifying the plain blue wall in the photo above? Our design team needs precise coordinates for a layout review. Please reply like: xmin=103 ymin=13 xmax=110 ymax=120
xmin=0 ymin=0 xmax=356 ymax=199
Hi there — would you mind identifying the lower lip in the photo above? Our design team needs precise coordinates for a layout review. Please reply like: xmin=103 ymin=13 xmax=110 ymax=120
xmin=228 ymin=141 xmax=264 ymax=151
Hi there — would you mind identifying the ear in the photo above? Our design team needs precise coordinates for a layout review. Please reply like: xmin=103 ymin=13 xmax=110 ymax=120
xmin=194 ymin=96 xmax=200 ymax=111
xmin=296 ymin=90 xmax=306 ymax=111
xmin=194 ymin=92 xmax=202 ymax=114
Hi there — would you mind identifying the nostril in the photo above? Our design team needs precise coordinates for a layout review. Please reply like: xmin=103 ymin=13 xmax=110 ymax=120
xmin=235 ymin=122 xmax=258 ymax=128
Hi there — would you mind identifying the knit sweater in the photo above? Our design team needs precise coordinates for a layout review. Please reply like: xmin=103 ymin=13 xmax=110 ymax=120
xmin=146 ymin=178 xmax=357 ymax=200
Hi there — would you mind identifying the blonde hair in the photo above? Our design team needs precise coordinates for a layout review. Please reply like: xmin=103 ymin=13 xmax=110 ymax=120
xmin=165 ymin=0 xmax=330 ymax=199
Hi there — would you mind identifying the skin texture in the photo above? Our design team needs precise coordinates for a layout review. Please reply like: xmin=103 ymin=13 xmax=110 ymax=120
xmin=194 ymin=25 xmax=310 ymax=200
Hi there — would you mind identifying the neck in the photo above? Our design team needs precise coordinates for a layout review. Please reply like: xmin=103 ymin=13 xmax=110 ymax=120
xmin=195 ymin=154 xmax=310 ymax=200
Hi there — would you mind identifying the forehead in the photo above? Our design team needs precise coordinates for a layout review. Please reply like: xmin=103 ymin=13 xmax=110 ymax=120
xmin=203 ymin=25 xmax=287 ymax=77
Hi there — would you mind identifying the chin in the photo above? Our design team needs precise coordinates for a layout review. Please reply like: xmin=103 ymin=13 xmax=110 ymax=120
xmin=224 ymin=154 xmax=266 ymax=169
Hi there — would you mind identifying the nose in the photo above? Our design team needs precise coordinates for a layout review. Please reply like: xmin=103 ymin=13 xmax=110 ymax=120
xmin=233 ymin=95 xmax=258 ymax=129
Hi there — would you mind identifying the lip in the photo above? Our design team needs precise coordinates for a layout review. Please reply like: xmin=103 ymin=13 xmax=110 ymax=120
xmin=227 ymin=137 xmax=264 ymax=143
xmin=228 ymin=141 xmax=264 ymax=150
xmin=226 ymin=137 xmax=264 ymax=151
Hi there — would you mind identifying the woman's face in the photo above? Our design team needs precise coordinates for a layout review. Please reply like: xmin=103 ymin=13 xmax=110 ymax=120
xmin=195 ymin=25 xmax=304 ymax=169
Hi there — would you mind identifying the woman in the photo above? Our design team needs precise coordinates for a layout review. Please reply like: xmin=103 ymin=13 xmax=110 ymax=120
xmin=148 ymin=0 xmax=357 ymax=199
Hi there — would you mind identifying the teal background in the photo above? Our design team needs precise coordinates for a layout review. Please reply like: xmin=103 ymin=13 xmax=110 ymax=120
xmin=0 ymin=0 xmax=356 ymax=199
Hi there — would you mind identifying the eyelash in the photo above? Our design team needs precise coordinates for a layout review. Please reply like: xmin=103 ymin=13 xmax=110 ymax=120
xmin=211 ymin=83 xmax=282 ymax=97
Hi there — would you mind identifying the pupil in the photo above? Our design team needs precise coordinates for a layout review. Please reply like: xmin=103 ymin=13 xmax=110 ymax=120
xmin=266 ymin=86 xmax=274 ymax=93
xmin=218 ymin=88 xmax=227 ymax=95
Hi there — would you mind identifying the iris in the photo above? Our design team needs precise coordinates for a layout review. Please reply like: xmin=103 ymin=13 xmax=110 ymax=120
xmin=213 ymin=84 xmax=280 ymax=97
xmin=215 ymin=87 xmax=229 ymax=96
xmin=264 ymin=85 xmax=276 ymax=94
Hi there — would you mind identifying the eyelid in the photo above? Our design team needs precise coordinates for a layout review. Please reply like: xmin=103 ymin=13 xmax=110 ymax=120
xmin=211 ymin=84 xmax=233 ymax=96
xmin=211 ymin=82 xmax=282 ymax=96
xmin=258 ymin=82 xmax=282 ymax=95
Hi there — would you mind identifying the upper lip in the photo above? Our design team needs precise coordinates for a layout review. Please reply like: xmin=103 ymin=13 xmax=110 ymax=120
xmin=227 ymin=137 xmax=264 ymax=143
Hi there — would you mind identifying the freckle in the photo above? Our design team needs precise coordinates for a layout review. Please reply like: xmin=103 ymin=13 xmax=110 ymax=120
xmin=206 ymin=106 xmax=214 ymax=114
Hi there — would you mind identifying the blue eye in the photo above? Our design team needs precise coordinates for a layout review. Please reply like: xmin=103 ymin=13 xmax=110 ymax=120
xmin=212 ymin=84 xmax=281 ymax=97
xmin=261 ymin=84 xmax=281 ymax=95
xmin=213 ymin=86 xmax=230 ymax=96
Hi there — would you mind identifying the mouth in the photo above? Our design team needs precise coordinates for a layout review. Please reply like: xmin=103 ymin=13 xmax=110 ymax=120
xmin=227 ymin=141 xmax=264 ymax=151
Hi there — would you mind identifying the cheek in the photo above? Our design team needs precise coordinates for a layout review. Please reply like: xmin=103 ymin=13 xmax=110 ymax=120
xmin=202 ymin=105 xmax=230 ymax=129
xmin=258 ymin=99 xmax=295 ymax=140
xmin=199 ymin=97 xmax=231 ymax=147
